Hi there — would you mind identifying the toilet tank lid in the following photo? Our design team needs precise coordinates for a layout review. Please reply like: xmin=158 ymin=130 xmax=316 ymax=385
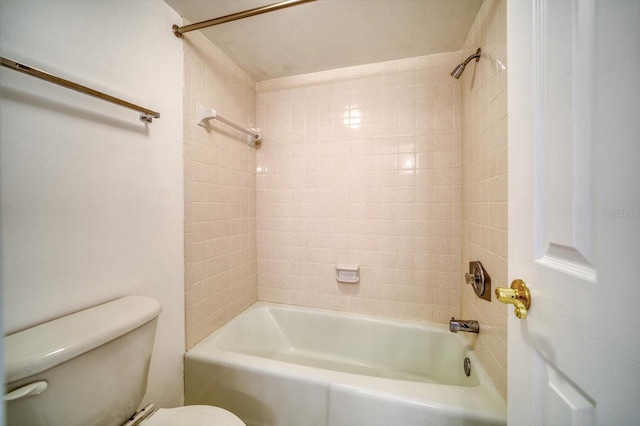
xmin=4 ymin=296 xmax=162 ymax=383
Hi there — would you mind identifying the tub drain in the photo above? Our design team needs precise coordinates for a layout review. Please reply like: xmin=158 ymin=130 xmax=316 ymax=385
xmin=464 ymin=357 xmax=471 ymax=377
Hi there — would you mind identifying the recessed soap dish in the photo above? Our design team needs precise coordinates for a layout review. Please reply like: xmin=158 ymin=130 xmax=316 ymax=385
xmin=336 ymin=265 xmax=360 ymax=284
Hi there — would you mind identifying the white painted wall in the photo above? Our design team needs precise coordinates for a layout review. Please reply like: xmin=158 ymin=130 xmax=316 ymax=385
xmin=0 ymin=0 xmax=184 ymax=409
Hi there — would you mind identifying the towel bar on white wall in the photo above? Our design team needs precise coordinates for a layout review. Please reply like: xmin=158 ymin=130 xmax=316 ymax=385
xmin=1 ymin=56 xmax=160 ymax=123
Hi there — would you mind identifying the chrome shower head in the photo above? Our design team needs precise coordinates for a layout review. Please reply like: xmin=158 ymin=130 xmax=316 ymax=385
xmin=451 ymin=48 xmax=481 ymax=79
xmin=450 ymin=64 xmax=466 ymax=79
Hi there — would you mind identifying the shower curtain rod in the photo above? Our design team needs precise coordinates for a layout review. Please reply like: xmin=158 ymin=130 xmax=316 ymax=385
xmin=172 ymin=0 xmax=317 ymax=38
xmin=1 ymin=57 xmax=160 ymax=123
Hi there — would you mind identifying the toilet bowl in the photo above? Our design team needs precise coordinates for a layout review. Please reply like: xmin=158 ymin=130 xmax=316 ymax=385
xmin=130 ymin=405 xmax=245 ymax=426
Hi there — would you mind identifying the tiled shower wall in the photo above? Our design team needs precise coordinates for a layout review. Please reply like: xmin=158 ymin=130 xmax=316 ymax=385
xmin=183 ymin=30 xmax=258 ymax=349
xmin=460 ymin=0 xmax=508 ymax=400
xmin=255 ymin=53 xmax=464 ymax=323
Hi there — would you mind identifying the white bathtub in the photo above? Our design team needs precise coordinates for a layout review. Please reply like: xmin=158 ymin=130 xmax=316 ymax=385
xmin=185 ymin=302 xmax=506 ymax=426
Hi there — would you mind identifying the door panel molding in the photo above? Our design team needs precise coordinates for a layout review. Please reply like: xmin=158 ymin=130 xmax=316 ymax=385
xmin=533 ymin=0 xmax=596 ymax=273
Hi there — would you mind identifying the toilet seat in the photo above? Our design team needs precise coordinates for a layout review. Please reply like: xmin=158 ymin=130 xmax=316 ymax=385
xmin=140 ymin=405 xmax=246 ymax=426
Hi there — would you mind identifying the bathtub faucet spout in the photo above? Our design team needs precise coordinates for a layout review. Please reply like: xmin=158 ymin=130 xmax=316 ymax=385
xmin=449 ymin=318 xmax=479 ymax=333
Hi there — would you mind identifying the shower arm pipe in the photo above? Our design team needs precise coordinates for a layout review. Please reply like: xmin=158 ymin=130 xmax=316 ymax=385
xmin=0 ymin=56 xmax=160 ymax=123
xmin=462 ymin=48 xmax=482 ymax=66
xmin=172 ymin=0 xmax=317 ymax=38
xmin=450 ymin=48 xmax=482 ymax=79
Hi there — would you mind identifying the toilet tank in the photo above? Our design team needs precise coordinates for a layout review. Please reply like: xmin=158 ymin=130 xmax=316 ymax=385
xmin=4 ymin=296 xmax=162 ymax=426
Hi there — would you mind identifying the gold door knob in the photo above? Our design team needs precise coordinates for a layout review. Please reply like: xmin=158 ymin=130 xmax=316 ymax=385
xmin=495 ymin=279 xmax=531 ymax=319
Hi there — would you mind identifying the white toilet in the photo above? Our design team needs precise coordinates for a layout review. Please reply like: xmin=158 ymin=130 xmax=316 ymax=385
xmin=4 ymin=296 xmax=245 ymax=426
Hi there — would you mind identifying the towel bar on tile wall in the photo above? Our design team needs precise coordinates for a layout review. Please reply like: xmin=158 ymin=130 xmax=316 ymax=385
xmin=196 ymin=103 xmax=261 ymax=147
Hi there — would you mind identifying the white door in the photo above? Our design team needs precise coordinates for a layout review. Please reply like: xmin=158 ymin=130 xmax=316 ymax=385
xmin=507 ymin=1 xmax=640 ymax=425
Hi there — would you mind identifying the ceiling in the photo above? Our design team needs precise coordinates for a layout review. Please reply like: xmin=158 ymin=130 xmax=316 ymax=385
xmin=164 ymin=0 xmax=482 ymax=81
